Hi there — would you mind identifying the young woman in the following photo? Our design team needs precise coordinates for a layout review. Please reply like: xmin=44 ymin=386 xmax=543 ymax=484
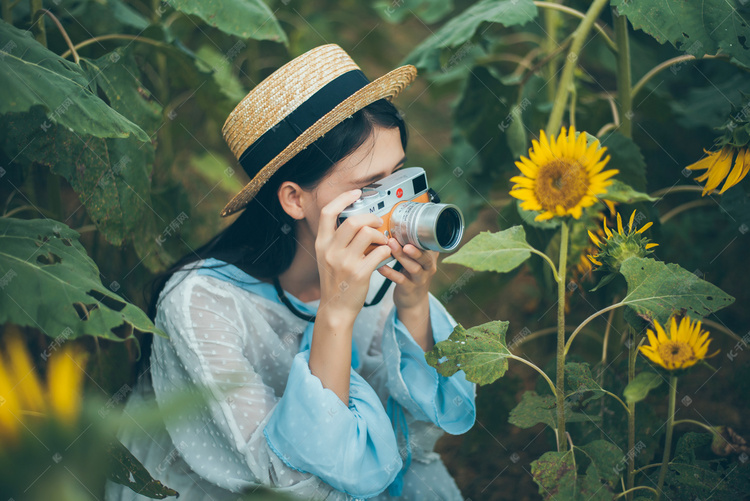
xmin=105 ymin=44 xmax=476 ymax=501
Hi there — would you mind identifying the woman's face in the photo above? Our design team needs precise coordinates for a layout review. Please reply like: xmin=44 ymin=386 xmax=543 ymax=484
xmin=299 ymin=125 xmax=406 ymax=238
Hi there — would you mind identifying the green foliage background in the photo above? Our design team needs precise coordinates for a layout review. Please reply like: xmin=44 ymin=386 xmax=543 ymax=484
xmin=1 ymin=0 xmax=749 ymax=499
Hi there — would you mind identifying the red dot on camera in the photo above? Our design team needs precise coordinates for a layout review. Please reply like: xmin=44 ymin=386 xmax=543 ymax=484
xmin=396 ymin=188 xmax=403 ymax=198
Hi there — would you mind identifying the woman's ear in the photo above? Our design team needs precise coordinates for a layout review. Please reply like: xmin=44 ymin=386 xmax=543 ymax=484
xmin=277 ymin=181 xmax=306 ymax=220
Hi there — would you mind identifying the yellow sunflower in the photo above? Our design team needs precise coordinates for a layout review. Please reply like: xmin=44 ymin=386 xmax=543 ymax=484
xmin=510 ymin=126 xmax=619 ymax=221
xmin=686 ymin=146 xmax=750 ymax=195
xmin=0 ymin=329 xmax=88 ymax=443
xmin=640 ymin=316 xmax=715 ymax=371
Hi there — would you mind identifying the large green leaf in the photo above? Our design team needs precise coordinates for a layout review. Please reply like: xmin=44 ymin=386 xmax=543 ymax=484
xmin=612 ymin=0 xmax=750 ymax=67
xmin=169 ymin=0 xmax=287 ymax=44
xmin=375 ymin=0 xmax=453 ymax=24
xmin=106 ymin=440 xmax=178 ymax=499
xmin=663 ymin=433 xmax=750 ymax=500
xmin=83 ymin=48 xmax=163 ymax=136
xmin=530 ymin=441 xmax=620 ymax=501
xmin=0 ymin=19 xmax=148 ymax=142
xmin=623 ymin=371 xmax=663 ymax=404
xmin=601 ymin=179 xmax=656 ymax=204
xmin=405 ymin=0 xmax=538 ymax=70
xmin=0 ymin=218 xmax=165 ymax=345
xmin=194 ymin=45 xmax=248 ymax=103
xmin=619 ymin=257 xmax=735 ymax=325
xmin=0 ymin=108 xmax=171 ymax=271
xmin=565 ymin=362 xmax=606 ymax=408
xmin=577 ymin=440 xmax=623 ymax=485
xmin=425 ymin=320 xmax=510 ymax=385
xmin=508 ymin=391 xmax=595 ymax=429
xmin=442 ymin=226 xmax=533 ymax=273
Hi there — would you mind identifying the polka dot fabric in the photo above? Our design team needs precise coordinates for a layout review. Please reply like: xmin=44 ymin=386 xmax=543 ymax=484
xmin=104 ymin=260 xmax=476 ymax=500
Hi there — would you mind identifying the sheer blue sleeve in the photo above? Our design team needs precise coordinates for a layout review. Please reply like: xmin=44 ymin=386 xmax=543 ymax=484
xmin=381 ymin=293 xmax=476 ymax=434
xmin=263 ymin=349 xmax=402 ymax=498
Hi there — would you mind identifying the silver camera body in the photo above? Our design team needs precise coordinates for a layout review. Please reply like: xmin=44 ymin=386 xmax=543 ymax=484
xmin=338 ymin=167 xmax=464 ymax=268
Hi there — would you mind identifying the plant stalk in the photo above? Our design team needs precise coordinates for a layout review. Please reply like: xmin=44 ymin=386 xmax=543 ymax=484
xmin=627 ymin=327 xmax=636 ymax=500
xmin=2 ymin=0 xmax=18 ymax=23
xmin=30 ymin=0 xmax=46 ymax=46
xmin=533 ymin=1 xmax=617 ymax=52
xmin=546 ymin=0 xmax=610 ymax=134
xmin=614 ymin=9 xmax=632 ymax=138
xmin=556 ymin=220 xmax=570 ymax=451
xmin=507 ymin=354 xmax=557 ymax=397
xmin=541 ymin=1 xmax=561 ymax=103
xmin=656 ymin=375 xmax=678 ymax=500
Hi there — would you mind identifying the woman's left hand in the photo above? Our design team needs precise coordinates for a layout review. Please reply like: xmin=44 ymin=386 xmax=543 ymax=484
xmin=377 ymin=238 xmax=438 ymax=311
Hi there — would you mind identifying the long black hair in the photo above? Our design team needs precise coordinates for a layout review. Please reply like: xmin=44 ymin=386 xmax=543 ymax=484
xmin=135 ymin=98 xmax=407 ymax=379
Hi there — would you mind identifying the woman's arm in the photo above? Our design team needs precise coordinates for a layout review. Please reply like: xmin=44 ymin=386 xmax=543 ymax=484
xmin=308 ymin=189 xmax=393 ymax=404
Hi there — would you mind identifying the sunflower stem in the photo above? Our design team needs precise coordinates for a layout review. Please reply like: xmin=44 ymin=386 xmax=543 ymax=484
xmin=529 ymin=248 xmax=560 ymax=282
xmin=541 ymin=1 xmax=561 ymax=103
xmin=507 ymin=354 xmax=557 ymax=397
xmin=627 ymin=326 xmax=637 ymax=501
xmin=614 ymin=9 xmax=632 ymax=138
xmin=656 ymin=375 xmax=678 ymax=500
xmin=556 ymin=220 xmax=569 ymax=452
xmin=60 ymin=34 xmax=171 ymax=59
xmin=545 ymin=0 xmax=610 ymax=134
xmin=533 ymin=1 xmax=617 ymax=53
xmin=631 ymin=54 xmax=722 ymax=100
xmin=615 ymin=486 xmax=660 ymax=499
xmin=565 ymin=301 xmax=625 ymax=356
xmin=673 ymin=419 xmax=721 ymax=437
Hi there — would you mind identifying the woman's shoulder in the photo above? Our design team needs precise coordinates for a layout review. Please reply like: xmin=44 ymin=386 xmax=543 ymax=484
xmin=156 ymin=258 xmax=284 ymax=317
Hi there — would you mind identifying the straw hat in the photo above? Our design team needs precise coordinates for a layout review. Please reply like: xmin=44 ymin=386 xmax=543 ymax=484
xmin=220 ymin=44 xmax=417 ymax=217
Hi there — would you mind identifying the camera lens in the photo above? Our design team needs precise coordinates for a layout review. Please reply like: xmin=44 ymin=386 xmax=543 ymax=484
xmin=390 ymin=202 xmax=464 ymax=252
xmin=436 ymin=207 xmax=462 ymax=249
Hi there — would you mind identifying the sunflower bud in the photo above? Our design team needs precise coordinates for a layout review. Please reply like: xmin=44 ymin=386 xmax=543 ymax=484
xmin=587 ymin=210 xmax=658 ymax=288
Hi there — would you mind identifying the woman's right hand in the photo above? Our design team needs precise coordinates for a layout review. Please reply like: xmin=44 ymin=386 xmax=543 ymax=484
xmin=314 ymin=189 xmax=393 ymax=325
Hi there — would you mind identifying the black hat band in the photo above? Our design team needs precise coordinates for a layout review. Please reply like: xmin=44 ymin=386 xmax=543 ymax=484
xmin=238 ymin=69 xmax=370 ymax=179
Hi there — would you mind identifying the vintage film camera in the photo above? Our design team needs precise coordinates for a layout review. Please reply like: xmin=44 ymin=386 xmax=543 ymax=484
xmin=337 ymin=167 xmax=464 ymax=268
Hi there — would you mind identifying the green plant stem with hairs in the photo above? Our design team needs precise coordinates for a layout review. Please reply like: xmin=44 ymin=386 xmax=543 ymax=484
xmin=626 ymin=328 xmax=641 ymax=500
xmin=656 ymin=375 xmax=678 ymax=500
xmin=30 ymin=0 xmax=45 ymax=46
xmin=614 ymin=10 xmax=632 ymax=138
xmin=545 ymin=0 xmax=610 ymax=134
xmin=533 ymin=1 xmax=617 ymax=52
xmin=556 ymin=220 xmax=570 ymax=451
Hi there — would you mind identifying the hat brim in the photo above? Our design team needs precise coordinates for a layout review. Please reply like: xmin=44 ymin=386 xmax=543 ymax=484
xmin=220 ymin=64 xmax=417 ymax=217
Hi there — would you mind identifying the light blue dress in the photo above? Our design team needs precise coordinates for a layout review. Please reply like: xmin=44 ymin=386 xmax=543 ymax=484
xmin=104 ymin=259 xmax=476 ymax=500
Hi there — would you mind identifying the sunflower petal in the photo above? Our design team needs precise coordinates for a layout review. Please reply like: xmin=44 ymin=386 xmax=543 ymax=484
xmin=515 ymin=157 xmax=538 ymax=179
xmin=628 ymin=210 xmax=636 ymax=233
xmin=654 ymin=320 xmax=668 ymax=344
xmin=534 ymin=211 xmax=555 ymax=221
xmin=685 ymin=149 xmax=720 ymax=171
xmin=636 ymin=221 xmax=653 ymax=234
xmin=719 ymin=147 xmax=748 ymax=193
xmin=702 ymin=147 xmax=733 ymax=193
xmin=510 ymin=176 xmax=536 ymax=189
xmin=6 ymin=334 xmax=46 ymax=413
xmin=640 ymin=346 xmax=666 ymax=368
xmin=587 ymin=254 xmax=602 ymax=266
xmin=588 ymin=230 xmax=602 ymax=248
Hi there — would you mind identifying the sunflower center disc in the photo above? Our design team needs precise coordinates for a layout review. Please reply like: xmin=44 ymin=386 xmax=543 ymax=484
xmin=657 ymin=341 xmax=694 ymax=368
xmin=534 ymin=159 xmax=589 ymax=211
